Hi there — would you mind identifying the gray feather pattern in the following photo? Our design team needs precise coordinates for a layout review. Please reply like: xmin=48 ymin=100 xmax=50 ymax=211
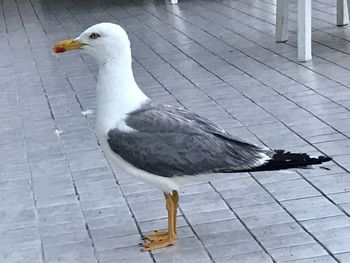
xmin=107 ymin=102 xmax=274 ymax=177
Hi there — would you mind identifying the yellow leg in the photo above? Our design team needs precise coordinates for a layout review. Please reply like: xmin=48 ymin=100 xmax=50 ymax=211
xmin=144 ymin=191 xmax=179 ymax=241
xmin=143 ymin=193 xmax=170 ymax=241
xmin=142 ymin=193 xmax=177 ymax=251
xmin=172 ymin=190 xmax=179 ymax=232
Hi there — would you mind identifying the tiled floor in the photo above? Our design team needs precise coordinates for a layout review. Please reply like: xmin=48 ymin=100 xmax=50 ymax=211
xmin=2 ymin=0 xmax=350 ymax=262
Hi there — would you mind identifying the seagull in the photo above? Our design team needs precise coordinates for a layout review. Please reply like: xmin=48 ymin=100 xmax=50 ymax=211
xmin=52 ymin=23 xmax=332 ymax=251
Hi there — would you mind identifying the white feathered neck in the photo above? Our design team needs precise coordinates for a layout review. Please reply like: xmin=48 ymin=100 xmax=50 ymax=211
xmin=95 ymin=56 xmax=149 ymax=136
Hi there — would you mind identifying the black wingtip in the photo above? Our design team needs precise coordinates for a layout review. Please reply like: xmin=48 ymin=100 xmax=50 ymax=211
xmin=317 ymin=155 xmax=332 ymax=163
xmin=247 ymin=151 xmax=332 ymax=172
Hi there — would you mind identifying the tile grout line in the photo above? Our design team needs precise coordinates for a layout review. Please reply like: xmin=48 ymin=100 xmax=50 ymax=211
xmin=209 ymin=181 xmax=277 ymax=263
xmin=296 ymin=169 xmax=350 ymax=218
xmin=248 ymin=172 xmax=341 ymax=262
xmin=10 ymin=0 xmax=47 ymax=262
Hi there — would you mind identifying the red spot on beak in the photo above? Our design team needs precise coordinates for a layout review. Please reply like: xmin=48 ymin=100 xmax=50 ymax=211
xmin=53 ymin=46 xmax=66 ymax=53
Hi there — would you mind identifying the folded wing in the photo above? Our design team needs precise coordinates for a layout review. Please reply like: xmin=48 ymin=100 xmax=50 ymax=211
xmin=107 ymin=103 xmax=273 ymax=177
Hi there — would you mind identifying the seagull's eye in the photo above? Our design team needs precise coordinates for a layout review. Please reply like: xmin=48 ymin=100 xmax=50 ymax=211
xmin=89 ymin=33 xmax=100 ymax=39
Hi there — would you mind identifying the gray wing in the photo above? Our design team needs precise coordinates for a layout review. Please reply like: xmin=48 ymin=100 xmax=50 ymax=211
xmin=107 ymin=102 xmax=274 ymax=177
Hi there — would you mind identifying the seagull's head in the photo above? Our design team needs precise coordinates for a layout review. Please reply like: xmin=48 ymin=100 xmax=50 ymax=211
xmin=52 ymin=23 xmax=131 ymax=63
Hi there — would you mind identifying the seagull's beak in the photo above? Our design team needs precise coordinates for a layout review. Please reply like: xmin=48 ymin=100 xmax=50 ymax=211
xmin=52 ymin=38 xmax=83 ymax=53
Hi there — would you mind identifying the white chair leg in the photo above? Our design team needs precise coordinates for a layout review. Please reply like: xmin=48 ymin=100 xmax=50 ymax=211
xmin=298 ymin=0 xmax=312 ymax=61
xmin=337 ymin=0 xmax=349 ymax=26
xmin=171 ymin=0 xmax=178 ymax=4
xmin=276 ymin=0 xmax=290 ymax=42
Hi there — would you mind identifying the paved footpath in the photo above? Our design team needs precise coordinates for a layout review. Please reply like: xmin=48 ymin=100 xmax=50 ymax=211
xmin=2 ymin=0 xmax=350 ymax=262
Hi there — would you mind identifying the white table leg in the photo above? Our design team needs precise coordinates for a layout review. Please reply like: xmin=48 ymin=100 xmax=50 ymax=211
xmin=171 ymin=0 xmax=178 ymax=4
xmin=298 ymin=0 xmax=312 ymax=61
xmin=337 ymin=0 xmax=349 ymax=26
xmin=276 ymin=0 xmax=290 ymax=42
